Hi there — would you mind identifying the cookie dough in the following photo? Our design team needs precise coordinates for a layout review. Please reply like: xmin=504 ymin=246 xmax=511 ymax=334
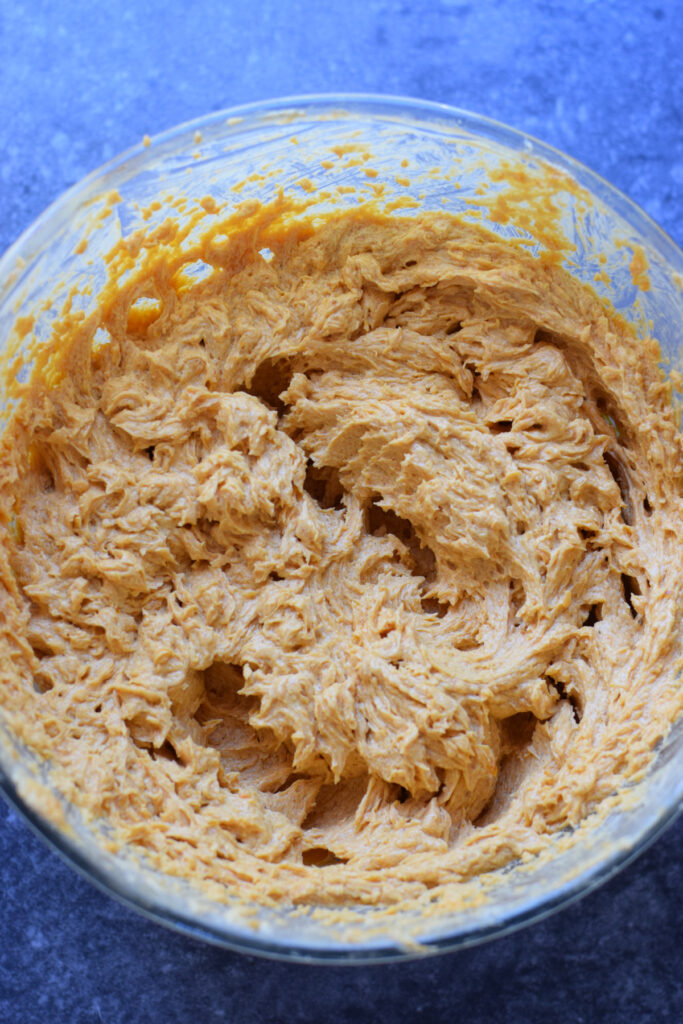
xmin=1 ymin=205 xmax=682 ymax=907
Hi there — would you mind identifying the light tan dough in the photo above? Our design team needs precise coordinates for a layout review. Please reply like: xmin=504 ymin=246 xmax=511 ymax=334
xmin=1 ymin=207 xmax=681 ymax=907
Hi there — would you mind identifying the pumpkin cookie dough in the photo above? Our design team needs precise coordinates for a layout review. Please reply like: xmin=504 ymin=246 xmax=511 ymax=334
xmin=1 ymin=206 xmax=682 ymax=908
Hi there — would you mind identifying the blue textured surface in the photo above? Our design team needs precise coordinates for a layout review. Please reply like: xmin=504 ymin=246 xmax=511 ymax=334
xmin=1 ymin=1 xmax=682 ymax=1021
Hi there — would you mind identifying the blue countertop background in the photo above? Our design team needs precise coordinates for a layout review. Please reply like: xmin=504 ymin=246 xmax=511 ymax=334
xmin=1 ymin=1 xmax=682 ymax=1021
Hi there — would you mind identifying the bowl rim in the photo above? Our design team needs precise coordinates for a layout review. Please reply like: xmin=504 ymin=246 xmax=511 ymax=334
xmin=1 ymin=756 xmax=681 ymax=964
xmin=2 ymin=91 xmax=683 ymax=273
xmin=0 ymin=91 xmax=682 ymax=964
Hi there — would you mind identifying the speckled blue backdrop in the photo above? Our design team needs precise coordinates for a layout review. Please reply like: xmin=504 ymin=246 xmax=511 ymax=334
xmin=1 ymin=1 xmax=682 ymax=1022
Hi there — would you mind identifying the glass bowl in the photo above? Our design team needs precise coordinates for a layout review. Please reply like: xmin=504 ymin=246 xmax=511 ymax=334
xmin=0 ymin=94 xmax=682 ymax=963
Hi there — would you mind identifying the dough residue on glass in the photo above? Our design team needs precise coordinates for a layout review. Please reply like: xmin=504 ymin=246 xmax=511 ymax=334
xmin=1 ymin=205 xmax=682 ymax=907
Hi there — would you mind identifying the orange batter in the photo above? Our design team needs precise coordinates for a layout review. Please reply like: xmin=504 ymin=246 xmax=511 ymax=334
xmin=1 ymin=206 xmax=681 ymax=907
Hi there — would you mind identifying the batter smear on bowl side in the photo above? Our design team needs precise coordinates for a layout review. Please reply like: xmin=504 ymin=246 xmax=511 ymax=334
xmin=1 ymin=205 xmax=682 ymax=907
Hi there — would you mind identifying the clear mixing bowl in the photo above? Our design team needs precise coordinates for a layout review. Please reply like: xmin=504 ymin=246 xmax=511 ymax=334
xmin=0 ymin=94 xmax=681 ymax=962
